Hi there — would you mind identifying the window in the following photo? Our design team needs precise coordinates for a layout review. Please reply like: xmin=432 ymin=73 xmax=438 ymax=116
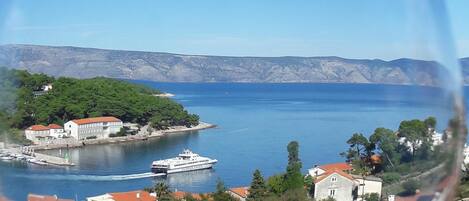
xmin=331 ymin=176 xmax=337 ymax=182
xmin=329 ymin=189 xmax=336 ymax=197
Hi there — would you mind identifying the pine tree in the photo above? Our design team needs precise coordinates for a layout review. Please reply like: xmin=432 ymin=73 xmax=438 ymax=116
xmin=247 ymin=169 xmax=268 ymax=201
xmin=284 ymin=141 xmax=304 ymax=190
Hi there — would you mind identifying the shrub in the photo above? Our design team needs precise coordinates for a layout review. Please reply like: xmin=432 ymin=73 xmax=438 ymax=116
xmin=382 ymin=172 xmax=400 ymax=184
xmin=401 ymin=179 xmax=421 ymax=196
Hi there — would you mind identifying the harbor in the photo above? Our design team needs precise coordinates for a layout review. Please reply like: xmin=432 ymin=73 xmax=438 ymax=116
xmin=0 ymin=146 xmax=73 ymax=166
xmin=26 ymin=121 xmax=216 ymax=151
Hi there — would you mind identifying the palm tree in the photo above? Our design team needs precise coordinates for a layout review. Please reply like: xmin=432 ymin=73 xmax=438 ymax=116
xmin=153 ymin=182 xmax=171 ymax=197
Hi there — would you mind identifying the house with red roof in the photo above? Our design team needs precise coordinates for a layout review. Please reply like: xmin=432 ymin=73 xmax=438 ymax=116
xmin=86 ymin=190 xmax=156 ymax=201
xmin=308 ymin=162 xmax=353 ymax=177
xmin=308 ymin=162 xmax=382 ymax=201
xmin=25 ymin=124 xmax=66 ymax=144
xmin=228 ymin=187 xmax=249 ymax=201
xmin=64 ymin=117 xmax=123 ymax=140
xmin=27 ymin=193 xmax=73 ymax=201
xmin=313 ymin=169 xmax=355 ymax=201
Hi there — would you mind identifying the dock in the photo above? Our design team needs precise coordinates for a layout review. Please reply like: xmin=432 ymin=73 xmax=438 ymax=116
xmin=2 ymin=147 xmax=74 ymax=166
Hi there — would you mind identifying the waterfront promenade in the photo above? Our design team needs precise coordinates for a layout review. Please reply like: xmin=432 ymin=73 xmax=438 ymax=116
xmin=1 ymin=122 xmax=215 ymax=167
xmin=27 ymin=121 xmax=216 ymax=151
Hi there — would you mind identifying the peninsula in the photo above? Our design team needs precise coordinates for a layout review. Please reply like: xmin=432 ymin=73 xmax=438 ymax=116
xmin=0 ymin=68 xmax=212 ymax=148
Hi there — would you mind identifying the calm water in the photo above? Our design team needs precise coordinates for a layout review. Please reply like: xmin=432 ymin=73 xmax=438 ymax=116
xmin=0 ymin=82 xmax=457 ymax=201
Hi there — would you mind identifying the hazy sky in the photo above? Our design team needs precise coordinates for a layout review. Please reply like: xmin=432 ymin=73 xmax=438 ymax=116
xmin=0 ymin=0 xmax=468 ymax=60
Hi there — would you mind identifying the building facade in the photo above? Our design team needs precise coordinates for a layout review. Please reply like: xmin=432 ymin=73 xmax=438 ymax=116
xmin=64 ymin=117 xmax=123 ymax=140
xmin=353 ymin=175 xmax=383 ymax=200
xmin=313 ymin=170 xmax=355 ymax=201
xmin=25 ymin=124 xmax=65 ymax=144
xmin=308 ymin=162 xmax=383 ymax=201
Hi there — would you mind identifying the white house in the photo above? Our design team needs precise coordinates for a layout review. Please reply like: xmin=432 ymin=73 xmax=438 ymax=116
xmin=313 ymin=170 xmax=355 ymax=201
xmin=47 ymin=124 xmax=66 ymax=138
xmin=64 ymin=116 xmax=123 ymax=140
xmin=25 ymin=124 xmax=65 ymax=144
xmin=308 ymin=162 xmax=382 ymax=201
xmin=42 ymin=83 xmax=53 ymax=91
xmin=431 ymin=131 xmax=444 ymax=146
xmin=352 ymin=175 xmax=383 ymax=200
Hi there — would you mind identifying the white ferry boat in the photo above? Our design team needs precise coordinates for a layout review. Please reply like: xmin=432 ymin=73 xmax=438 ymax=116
xmin=151 ymin=149 xmax=217 ymax=174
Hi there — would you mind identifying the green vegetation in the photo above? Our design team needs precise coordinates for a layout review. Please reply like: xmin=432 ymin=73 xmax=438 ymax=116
xmin=363 ymin=193 xmax=379 ymax=201
xmin=247 ymin=170 xmax=268 ymax=201
xmin=401 ymin=180 xmax=421 ymax=196
xmin=0 ymin=68 xmax=199 ymax=143
xmin=342 ymin=116 xmax=446 ymax=196
xmin=246 ymin=141 xmax=311 ymax=201
xmin=457 ymin=164 xmax=469 ymax=199
xmin=213 ymin=179 xmax=239 ymax=201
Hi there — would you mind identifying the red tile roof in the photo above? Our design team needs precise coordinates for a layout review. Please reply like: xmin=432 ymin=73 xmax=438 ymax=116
xmin=71 ymin=117 xmax=121 ymax=125
xmin=109 ymin=190 xmax=155 ymax=201
xmin=47 ymin=124 xmax=63 ymax=129
xmin=27 ymin=194 xmax=73 ymax=201
xmin=229 ymin=187 xmax=249 ymax=198
xmin=318 ymin=162 xmax=353 ymax=172
xmin=27 ymin=125 xmax=50 ymax=131
xmin=314 ymin=169 xmax=354 ymax=184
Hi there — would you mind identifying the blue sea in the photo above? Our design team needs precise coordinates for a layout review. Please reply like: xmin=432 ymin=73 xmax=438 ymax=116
xmin=0 ymin=82 xmax=459 ymax=201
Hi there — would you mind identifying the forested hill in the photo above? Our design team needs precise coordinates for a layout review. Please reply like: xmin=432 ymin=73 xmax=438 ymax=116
xmin=1 ymin=44 xmax=468 ymax=86
xmin=0 ymin=68 xmax=199 ymax=132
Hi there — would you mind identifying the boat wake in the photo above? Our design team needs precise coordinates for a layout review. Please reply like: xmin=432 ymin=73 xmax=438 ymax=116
xmin=13 ymin=172 xmax=165 ymax=181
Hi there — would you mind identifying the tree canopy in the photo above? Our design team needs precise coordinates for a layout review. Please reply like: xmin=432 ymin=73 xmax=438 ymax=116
xmin=1 ymin=69 xmax=199 ymax=131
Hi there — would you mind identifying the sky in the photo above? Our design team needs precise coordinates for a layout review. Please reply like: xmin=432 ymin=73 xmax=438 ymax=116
xmin=0 ymin=0 xmax=468 ymax=60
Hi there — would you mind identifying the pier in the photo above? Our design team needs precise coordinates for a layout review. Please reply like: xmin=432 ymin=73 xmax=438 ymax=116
xmin=1 ymin=147 xmax=74 ymax=166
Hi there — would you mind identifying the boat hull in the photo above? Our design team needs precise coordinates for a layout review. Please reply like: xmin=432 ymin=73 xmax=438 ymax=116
xmin=152 ymin=161 xmax=216 ymax=174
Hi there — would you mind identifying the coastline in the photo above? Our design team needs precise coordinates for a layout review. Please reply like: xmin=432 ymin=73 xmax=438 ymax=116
xmin=28 ymin=121 xmax=216 ymax=151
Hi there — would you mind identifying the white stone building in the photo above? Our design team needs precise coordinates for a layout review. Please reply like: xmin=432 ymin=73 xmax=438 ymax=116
xmin=25 ymin=124 xmax=65 ymax=144
xmin=64 ymin=117 xmax=123 ymax=140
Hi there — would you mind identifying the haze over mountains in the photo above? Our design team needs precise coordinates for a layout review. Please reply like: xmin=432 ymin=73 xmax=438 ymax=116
xmin=1 ymin=44 xmax=468 ymax=85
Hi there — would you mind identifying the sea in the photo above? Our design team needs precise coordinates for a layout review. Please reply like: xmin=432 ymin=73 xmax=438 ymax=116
xmin=0 ymin=82 xmax=460 ymax=201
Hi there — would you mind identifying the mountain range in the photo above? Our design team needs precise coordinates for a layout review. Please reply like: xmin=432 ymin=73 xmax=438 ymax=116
xmin=1 ymin=44 xmax=468 ymax=85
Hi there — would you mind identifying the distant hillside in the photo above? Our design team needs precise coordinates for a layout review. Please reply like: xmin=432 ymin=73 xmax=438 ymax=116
xmin=1 ymin=44 xmax=467 ymax=85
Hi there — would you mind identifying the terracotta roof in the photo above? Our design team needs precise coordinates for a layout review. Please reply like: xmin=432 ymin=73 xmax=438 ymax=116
xmin=27 ymin=125 xmax=50 ymax=131
xmin=314 ymin=170 xmax=354 ymax=184
xmin=47 ymin=124 xmax=63 ymax=129
xmin=229 ymin=187 xmax=249 ymax=198
xmin=318 ymin=162 xmax=353 ymax=172
xmin=370 ymin=154 xmax=382 ymax=165
xmin=27 ymin=194 xmax=73 ymax=201
xmin=172 ymin=192 xmax=210 ymax=200
xmin=71 ymin=117 xmax=121 ymax=125
xmin=109 ymin=190 xmax=155 ymax=201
